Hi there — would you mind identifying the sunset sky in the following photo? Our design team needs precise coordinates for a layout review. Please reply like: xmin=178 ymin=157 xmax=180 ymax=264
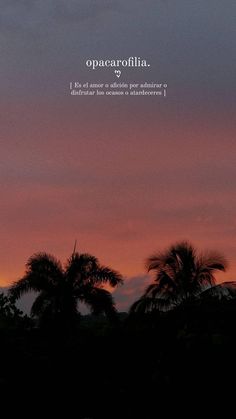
xmin=1 ymin=1 xmax=236 ymax=311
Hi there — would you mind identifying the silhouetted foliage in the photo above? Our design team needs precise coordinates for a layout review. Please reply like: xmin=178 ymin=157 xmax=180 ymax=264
xmin=0 ymin=292 xmax=30 ymax=328
xmin=9 ymin=251 xmax=123 ymax=329
xmin=130 ymin=241 xmax=235 ymax=313
xmin=1 ymin=242 xmax=236 ymax=417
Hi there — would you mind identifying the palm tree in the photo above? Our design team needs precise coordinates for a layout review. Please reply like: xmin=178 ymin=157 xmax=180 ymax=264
xmin=9 ymin=251 xmax=123 ymax=328
xmin=130 ymin=241 xmax=235 ymax=313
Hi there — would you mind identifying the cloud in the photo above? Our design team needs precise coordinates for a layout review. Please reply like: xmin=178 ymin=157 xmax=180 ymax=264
xmin=113 ymin=275 xmax=151 ymax=312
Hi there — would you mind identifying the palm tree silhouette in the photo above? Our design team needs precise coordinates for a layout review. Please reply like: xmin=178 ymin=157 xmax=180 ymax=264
xmin=9 ymin=251 xmax=123 ymax=328
xmin=130 ymin=241 xmax=234 ymax=313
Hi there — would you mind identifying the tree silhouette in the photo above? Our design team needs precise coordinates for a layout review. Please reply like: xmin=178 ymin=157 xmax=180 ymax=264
xmin=9 ymin=251 xmax=123 ymax=328
xmin=130 ymin=241 xmax=235 ymax=313
xmin=0 ymin=292 xmax=31 ymax=328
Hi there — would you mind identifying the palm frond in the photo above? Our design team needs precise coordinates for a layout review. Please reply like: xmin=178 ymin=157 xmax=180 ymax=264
xmin=145 ymin=252 xmax=166 ymax=272
xmin=144 ymin=283 xmax=158 ymax=296
xmin=91 ymin=266 xmax=123 ymax=287
xmin=200 ymin=281 xmax=236 ymax=301
xmin=9 ymin=253 xmax=64 ymax=301
xmin=197 ymin=252 xmax=227 ymax=272
xmin=9 ymin=275 xmax=38 ymax=300
xmin=65 ymin=252 xmax=99 ymax=280
xmin=82 ymin=287 xmax=117 ymax=317
xmin=27 ymin=252 xmax=63 ymax=273
xmin=133 ymin=241 xmax=228 ymax=314
xmin=130 ymin=296 xmax=175 ymax=314
xmin=31 ymin=291 xmax=51 ymax=317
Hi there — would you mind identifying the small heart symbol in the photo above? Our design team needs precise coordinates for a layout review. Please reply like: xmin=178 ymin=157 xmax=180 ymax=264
xmin=114 ymin=70 xmax=121 ymax=78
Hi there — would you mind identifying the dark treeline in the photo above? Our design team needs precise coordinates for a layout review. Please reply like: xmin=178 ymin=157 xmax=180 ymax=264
xmin=1 ymin=241 xmax=236 ymax=417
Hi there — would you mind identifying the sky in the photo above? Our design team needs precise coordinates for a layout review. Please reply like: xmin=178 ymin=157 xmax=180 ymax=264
xmin=0 ymin=1 xmax=236 ymax=312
